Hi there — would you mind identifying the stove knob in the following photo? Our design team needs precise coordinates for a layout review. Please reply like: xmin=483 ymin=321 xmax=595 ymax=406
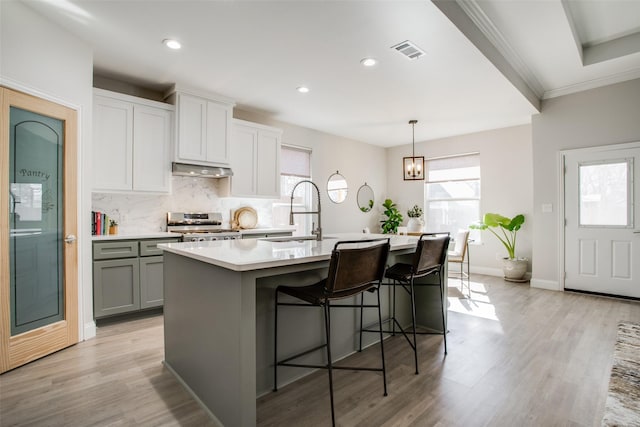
xmin=198 ymin=237 xmax=206 ymax=242
xmin=190 ymin=237 xmax=198 ymax=242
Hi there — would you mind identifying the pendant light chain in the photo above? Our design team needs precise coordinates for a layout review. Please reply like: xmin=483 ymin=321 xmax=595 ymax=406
xmin=411 ymin=120 xmax=416 ymax=159
xmin=403 ymin=119 xmax=423 ymax=181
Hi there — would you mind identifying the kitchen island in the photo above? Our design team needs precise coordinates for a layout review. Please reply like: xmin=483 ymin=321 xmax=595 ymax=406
xmin=158 ymin=233 xmax=447 ymax=427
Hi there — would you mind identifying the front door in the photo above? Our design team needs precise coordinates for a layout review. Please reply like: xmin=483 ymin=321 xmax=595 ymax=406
xmin=564 ymin=142 xmax=640 ymax=298
xmin=1 ymin=87 xmax=78 ymax=373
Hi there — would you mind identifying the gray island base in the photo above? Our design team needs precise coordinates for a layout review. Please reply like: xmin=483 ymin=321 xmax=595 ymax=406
xmin=159 ymin=233 xmax=447 ymax=427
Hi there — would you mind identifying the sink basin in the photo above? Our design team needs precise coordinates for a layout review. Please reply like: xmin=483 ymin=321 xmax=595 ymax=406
xmin=260 ymin=235 xmax=337 ymax=243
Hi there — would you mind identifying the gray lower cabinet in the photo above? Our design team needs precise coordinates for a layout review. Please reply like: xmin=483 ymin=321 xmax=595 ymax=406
xmin=93 ymin=238 xmax=179 ymax=319
xmin=93 ymin=258 xmax=140 ymax=318
xmin=139 ymin=256 xmax=164 ymax=309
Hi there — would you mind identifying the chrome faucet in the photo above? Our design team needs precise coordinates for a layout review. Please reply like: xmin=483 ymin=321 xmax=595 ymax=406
xmin=289 ymin=180 xmax=322 ymax=241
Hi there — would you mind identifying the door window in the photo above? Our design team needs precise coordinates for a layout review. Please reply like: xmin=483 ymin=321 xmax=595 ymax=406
xmin=578 ymin=159 xmax=632 ymax=227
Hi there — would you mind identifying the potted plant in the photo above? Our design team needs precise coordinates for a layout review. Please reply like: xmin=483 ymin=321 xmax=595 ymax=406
xmin=406 ymin=204 xmax=424 ymax=233
xmin=109 ymin=219 xmax=118 ymax=235
xmin=470 ymin=213 xmax=527 ymax=281
xmin=380 ymin=199 xmax=403 ymax=234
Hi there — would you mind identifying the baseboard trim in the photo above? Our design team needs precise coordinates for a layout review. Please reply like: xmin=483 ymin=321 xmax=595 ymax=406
xmin=530 ymin=278 xmax=561 ymax=291
xmin=469 ymin=266 xmax=503 ymax=277
xmin=449 ymin=266 xmax=535 ymax=282
xmin=83 ymin=321 xmax=96 ymax=341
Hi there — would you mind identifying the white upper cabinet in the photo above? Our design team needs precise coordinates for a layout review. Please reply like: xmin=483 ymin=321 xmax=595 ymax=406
xmin=93 ymin=89 xmax=173 ymax=193
xmin=93 ymin=95 xmax=133 ymax=191
xmin=230 ymin=119 xmax=282 ymax=198
xmin=132 ymin=105 xmax=172 ymax=192
xmin=175 ymin=94 xmax=207 ymax=161
xmin=166 ymin=86 xmax=235 ymax=167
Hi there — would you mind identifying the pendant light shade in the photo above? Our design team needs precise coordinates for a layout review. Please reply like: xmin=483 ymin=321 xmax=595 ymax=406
xmin=403 ymin=119 xmax=424 ymax=181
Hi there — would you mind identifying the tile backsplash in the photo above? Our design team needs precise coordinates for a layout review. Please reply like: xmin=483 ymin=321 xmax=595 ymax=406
xmin=92 ymin=176 xmax=277 ymax=234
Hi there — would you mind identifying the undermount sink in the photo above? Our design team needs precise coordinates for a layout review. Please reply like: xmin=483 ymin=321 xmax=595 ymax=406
xmin=260 ymin=235 xmax=337 ymax=243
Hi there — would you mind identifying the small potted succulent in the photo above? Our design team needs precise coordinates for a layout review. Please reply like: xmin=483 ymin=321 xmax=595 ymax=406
xmin=109 ymin=219 xmax=118 ymax=235
xmin=406 ymin=204 xmax=424 ymax=233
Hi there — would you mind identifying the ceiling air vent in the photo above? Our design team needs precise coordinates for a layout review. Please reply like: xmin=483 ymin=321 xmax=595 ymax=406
xmin=391 ymin=40 xmax=425 ymax=60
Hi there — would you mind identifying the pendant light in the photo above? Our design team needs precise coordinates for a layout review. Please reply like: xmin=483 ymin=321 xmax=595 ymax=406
xmin=403 ymin=119 xmax=424 ymax=181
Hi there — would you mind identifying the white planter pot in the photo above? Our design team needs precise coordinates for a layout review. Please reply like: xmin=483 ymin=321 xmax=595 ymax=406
xmin=407 ymin=218 xmax=424 ymax=233
xmin=503 ymin=258 xmax=528 ymax=281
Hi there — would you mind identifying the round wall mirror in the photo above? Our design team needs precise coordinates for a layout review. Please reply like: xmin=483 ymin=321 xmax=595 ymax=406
xmin=357 ymin=183 xmax=374 ymax=212
xmin=327 ymin=171 xmax=348 ymax=204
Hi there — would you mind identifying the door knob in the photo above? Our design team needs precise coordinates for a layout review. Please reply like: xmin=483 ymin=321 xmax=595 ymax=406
xmin=64 ymin=234 xmax=77 ymax=243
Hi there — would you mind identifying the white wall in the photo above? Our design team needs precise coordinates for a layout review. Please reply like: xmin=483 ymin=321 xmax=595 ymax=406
xmin=386 ymin=124 xmax=534 ymax=275
xmin=1 ymin=2 xmax=94 ymax=338
xmin=531 ymin=78 xmax=640 ymax=290
xmin=234 ymin=109 xmax=388 ymax=234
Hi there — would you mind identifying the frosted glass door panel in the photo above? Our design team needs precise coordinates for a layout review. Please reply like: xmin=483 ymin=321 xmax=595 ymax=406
xmin=579 ymin=160 xmax=631 ymax=227
xmin=9 ymin=106 xmax=64 ymax=336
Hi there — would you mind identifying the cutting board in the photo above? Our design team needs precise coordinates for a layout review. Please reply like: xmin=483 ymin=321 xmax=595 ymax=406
xmin=231 ymin=207 xmax=258 ymax=229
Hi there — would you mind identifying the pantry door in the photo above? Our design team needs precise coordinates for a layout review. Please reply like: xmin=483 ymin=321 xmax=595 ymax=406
xmin=1 ymin=87 xmax=78 ymax=373
xmin=564 ymin=142 xmax=640 ymax=298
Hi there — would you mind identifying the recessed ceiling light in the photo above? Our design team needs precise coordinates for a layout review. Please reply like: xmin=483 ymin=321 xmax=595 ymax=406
xmin=296 ymin=86 xmax=310 ymax=93
xmin=360 ymin=58 xmax=377 ymax=67
xmin=163 ymin=39 xmax=181 ymax=50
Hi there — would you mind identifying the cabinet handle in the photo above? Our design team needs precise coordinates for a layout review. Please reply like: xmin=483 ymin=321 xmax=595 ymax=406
xmin=64 ymin=234 xmax=77 ymax=244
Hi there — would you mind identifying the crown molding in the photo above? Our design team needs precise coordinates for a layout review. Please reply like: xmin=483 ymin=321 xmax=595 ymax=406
xmin=456 ymin=0 xmax=545 ymax=98
xmin=542 ymin=67 xmax=640 ymax=99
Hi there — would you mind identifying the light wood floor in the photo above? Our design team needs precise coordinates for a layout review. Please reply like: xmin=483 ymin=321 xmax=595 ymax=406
xmin=1 ymin=275 xmax=638 ymax=427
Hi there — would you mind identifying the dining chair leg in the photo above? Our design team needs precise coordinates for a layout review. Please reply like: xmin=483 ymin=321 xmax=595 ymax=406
xmin=376 ymin=288 xmax=388 ymax=396
xmin=409 ymin=278 xmax=419 ymax=374
xmin=466 ymin=245 xmax=471 ymax=298
xmin=324 ymin=302 xmax=336 ymax=427
xmin=273 ymin=291 xmax=279 ymax=392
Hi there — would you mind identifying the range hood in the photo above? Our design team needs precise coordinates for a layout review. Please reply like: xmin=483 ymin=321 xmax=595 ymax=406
xmin=172 ymin=162 xmax=233 ymax=178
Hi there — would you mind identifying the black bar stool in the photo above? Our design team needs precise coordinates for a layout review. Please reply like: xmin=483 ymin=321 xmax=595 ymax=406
xmin=273 ymin=238 xmax=390 ymax=427
xmin=360 ymin=233 xmax=450 ymax=375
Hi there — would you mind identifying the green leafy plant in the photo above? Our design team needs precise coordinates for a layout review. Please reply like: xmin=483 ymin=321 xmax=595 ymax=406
xmin=470 ymin=213 xmax=525 ymax=259
xmin=359 ymin=199 xmax=374 ymax=213
xmin=380 ymin=199 xmax=403 ymax=234
xmin=109 ymin=219 xmax=118 ymax=227
xmin=407 ymin=205 xmax=423 ymax=218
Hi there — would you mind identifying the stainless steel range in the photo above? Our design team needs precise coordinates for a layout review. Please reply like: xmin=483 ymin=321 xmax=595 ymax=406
xmin=167 ymin=212 xmax=240 ymax=241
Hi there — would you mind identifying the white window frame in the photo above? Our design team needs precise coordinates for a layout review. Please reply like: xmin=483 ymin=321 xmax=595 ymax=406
xmin=273 ymin=144 xmax=312 ymax=235
xmin=424 ymin=152 xmax=481 ymax=242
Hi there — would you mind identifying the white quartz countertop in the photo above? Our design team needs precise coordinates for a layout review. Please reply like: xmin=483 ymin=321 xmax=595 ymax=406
xmin=158 ymin=233 xmax=419 ymax=272
xmin=92 ymin=232 xmax=182 ymax=241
